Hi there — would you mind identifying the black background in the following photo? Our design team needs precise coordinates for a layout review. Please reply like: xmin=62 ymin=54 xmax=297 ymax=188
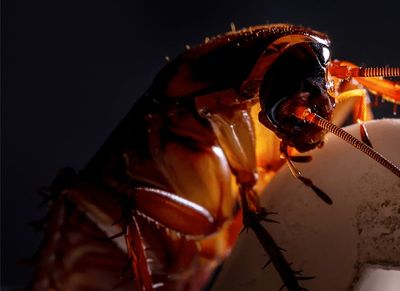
xmin=2 ymin=0 xmax=400 ymax=288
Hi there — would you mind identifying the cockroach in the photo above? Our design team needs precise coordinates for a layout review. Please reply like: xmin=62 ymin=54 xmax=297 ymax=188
xmin=30 ymin=24 xmax=400 ymax=291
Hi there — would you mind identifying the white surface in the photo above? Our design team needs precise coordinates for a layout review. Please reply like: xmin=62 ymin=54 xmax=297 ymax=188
xmin=212 ymin=119 xmax=400 ymax=291
xmin=355 ymin=266 xmax=400 ymax=291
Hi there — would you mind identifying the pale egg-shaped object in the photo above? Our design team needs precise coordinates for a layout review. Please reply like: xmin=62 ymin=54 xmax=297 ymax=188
xmin=212 ymin=119 xmax=400 ymax=291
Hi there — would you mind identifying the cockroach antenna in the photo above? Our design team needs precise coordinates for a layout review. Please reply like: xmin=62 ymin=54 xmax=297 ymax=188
xmin=328 ymin=62 xmax=400 ymax=79
xmin=294 ymin=106 xmax=400 ymax=178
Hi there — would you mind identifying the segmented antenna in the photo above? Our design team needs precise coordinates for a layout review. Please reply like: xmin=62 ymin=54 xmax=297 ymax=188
xmin=294 ymin=107 xmax=400 ymax=178
xmin=328 ymin=62 xmax=400 ymax=79
xmin=358 ymin=67 xmax=400 ymax=78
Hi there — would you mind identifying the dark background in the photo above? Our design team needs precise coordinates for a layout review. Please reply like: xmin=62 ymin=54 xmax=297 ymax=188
xmin=2 ymin=0 xmax=400 ymax=288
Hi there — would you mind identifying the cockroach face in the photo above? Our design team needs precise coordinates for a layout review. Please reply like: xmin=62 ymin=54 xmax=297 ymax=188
xmin=258 ymin=43 xmax=334 ymax=152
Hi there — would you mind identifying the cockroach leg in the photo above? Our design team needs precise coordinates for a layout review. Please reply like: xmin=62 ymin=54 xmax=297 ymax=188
xmin=125 ymin=213 xmax=154 ymax=291
xmin=333 ymin=89 xmax=374 ymax=147
xmin=119 ymin=257 xmax=133 ymax=278
xmin=288 ymin=155 xmax=312 ymax=163
xmin=109 ymin=229 xmax=127 ymax=240
xmin=198 ymin=99 xmax=311 ymax=290
xmin=354 ymin=94 xmax=373 ymax=148
xmin=359 ymin=123 xmax=373 ymax=148
xmin=328 ymin=61 xmax=400 ymax=105
xmin=355 ymin=97 xmax=373 ymax=148
xmin=327 ymin=60 xmax=400 ymax=148
xmin=239 ymin=186 xmax=310 ymax=291
xmin=113 ymin=194 xmax=153 ymax=291
xmin=280 ymin=143 xmax=333 ymax=205
xmin=115 ymin=186 xmax=221 ymax=291
xmin=127 ymin=187 xmax=217 ymax=237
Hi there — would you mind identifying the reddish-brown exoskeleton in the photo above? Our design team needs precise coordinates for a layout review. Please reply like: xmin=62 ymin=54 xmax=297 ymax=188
xmin=31 ymin=24 xmax=400 ymax=291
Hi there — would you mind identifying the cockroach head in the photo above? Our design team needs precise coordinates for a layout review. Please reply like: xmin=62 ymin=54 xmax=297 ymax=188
xmin=257 ymin=41 xmax=334 ymax=152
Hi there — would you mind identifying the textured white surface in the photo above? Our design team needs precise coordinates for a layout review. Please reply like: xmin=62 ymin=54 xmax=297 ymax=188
xmin=212 ymin=119 xmax=400 ymax=291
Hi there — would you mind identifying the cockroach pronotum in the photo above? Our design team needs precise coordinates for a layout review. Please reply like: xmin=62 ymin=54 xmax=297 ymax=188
xmin=30 ymin=24 xmax=400 ymax=291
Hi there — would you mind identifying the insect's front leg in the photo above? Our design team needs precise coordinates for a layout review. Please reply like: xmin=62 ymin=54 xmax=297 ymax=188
xmin=327 ymin=60 xmax=400 ymax=149
xmin=328 ymin=60 xmax=400 ymax=118
xmin=333 ymin=88 xmax=374 ymax=147
xmin=328 ymin=60 xmax=400 ymax=104
xmin=196 ymin=94 xmax=308 ymax=291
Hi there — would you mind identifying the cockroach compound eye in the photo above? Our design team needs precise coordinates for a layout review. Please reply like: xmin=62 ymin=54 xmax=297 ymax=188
xmin=31 ymin=24 xmax=400 ymax=291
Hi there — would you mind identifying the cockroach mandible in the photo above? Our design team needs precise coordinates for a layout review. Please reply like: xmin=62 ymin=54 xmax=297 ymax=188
xmin=30 ymin=24 xmax=400 ymax=291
